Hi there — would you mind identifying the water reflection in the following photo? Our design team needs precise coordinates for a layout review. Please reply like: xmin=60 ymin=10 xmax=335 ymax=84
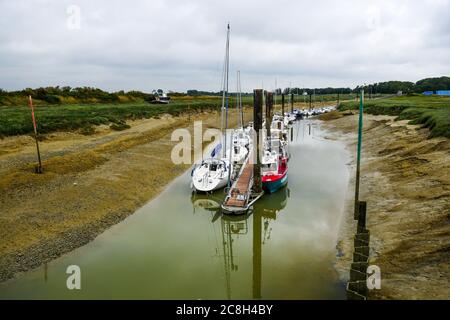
xmin=0 ymin=120 xmax=349 ymax=299
xmin=190 ymin=186 xmax=290 ymax=299
xmin=44 ymin=263 xmax=48 ymax=283
xmin=191 ymin=192 xmax=223 ymax=214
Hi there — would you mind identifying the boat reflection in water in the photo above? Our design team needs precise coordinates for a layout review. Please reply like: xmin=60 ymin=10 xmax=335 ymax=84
xmin=190 ymin=186 xmax=290 ymax=299
xmin=191 ymin=192 xmax=223 ymax=213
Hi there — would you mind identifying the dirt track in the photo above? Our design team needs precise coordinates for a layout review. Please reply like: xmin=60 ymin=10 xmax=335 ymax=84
xmin=0 ymin=109 xmax=250 ymax=282
xmin=322 ymin=112 xmax=450 ymax=299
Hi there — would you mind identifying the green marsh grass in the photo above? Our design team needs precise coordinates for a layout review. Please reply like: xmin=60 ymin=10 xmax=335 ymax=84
xmin=0 ymin=101 xmax=223 ymax=137
xmin=338 ymin=95 xmax=450 ymax=138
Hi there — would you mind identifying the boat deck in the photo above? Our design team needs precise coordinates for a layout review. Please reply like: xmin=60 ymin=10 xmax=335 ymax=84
xmin=224 ymin=162 xmax=253 ymax=208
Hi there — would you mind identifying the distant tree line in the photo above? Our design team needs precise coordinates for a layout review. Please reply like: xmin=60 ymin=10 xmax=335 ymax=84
xmin=281 ymin=87 xmax=353 ymax=95
xmin=186 ymin=90 xmax=223 ymax=96
xmin=354 ymin=77 xmax=449 ymax=94
xmin=1 ymin=76 xmax=448 ymax=106
xmin=186 ymin=89 xmax=252 ymax=96
xmin=186 ymin=77 xmax=449 ymax=96
xmin=282 ymin=77 xmax=450 ymax=95
xmin=352 ymin=77 xmax=449 ymax=94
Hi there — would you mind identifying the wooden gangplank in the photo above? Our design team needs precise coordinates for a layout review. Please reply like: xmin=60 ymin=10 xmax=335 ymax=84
xmin=224 ymin=161 xmax=254 ymax=208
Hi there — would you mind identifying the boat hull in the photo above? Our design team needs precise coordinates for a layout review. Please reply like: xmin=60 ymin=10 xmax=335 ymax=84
xmin=262 ymin=171 xmax=288 ymax=194
xmin=193 ymin=176 xmax=228 ymax=192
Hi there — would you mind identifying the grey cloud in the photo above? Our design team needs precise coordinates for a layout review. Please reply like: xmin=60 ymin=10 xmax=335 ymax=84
xmin=0 ymin=0 xmax=449 ymax=92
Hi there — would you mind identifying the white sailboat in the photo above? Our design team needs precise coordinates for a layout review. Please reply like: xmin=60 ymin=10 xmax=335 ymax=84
xmin=231 ymin=70 xmax=251 ymax=164
xmin=271 ymin=115 xmax=290 ymax=143
xmin=191 ymin=24 xmax=233 ymax=192
xmin=192 ymin=157 xmax=232 ymax=192
xmin=231 ymin=128 xmax=250 ymax=164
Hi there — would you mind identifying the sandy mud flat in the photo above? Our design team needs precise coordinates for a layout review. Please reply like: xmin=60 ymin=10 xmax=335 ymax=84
xmin=322 ymin=112 xmax=449 ymax=299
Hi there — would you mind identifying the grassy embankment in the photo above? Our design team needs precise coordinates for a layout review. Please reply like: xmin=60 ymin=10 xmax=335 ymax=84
xmin=0 ymin=96 xmax=243 ymax=137
xmin=0 ymin=93 xmax=403 ymax=138
xmin=338 ymin=95 xmax=450 ymax=138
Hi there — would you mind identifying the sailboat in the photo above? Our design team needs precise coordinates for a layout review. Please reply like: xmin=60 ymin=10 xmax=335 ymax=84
xmin=231 ymin=129 xmax=250 ymax=164
xmin=191 ymin=24 xmax=233 ymax=192
xmin=261 ymin=112 xmax=289 ymax=194
xmin=231 ymin=70 xmax=251 ymax=164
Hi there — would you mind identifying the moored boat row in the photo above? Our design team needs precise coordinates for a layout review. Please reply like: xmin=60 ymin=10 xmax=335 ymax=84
xmin=190 ymin=23 xmax=297 ymax=214
xmin=289 ymin=105 xmax=336 ymax=119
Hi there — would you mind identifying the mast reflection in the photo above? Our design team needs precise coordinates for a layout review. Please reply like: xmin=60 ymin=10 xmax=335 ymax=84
xmin=190 ymin=186 xmax=289 ymax=299
xmin=252 ymin=186 xmax=289 ymax=299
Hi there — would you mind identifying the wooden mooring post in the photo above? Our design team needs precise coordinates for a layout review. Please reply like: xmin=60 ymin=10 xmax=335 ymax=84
xmin=265 ymin=92 xmax=273 ymax=142
xmin=289 ymin=93 xmax=294 ymax=141
xmin=28 ymin=95 xmax=43 ymax=174
xmin=253 ymin=89 xmax=263 ymax=193
xmin=281 ymin=93 xmax=285 ymax=115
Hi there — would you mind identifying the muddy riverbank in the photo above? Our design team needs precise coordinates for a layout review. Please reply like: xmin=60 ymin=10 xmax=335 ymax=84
xmin=0 ymin=109 xmax=251 ymax=282
xmin=322 ymin=112 xmax=449 ymax=299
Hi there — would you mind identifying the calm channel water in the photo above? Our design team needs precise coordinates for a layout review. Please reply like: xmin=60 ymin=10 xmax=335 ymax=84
xmin=0 ymin=120 xmax=350 ymax=299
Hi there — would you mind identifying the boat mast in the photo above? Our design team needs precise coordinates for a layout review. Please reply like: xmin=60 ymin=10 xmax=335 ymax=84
xmin=236 ymin=71 xmax=239 ymax=128
xmin=261 ymin=80 xmax=265 ymax=127
xmin=289 ymin=82 xmax=292 ymax=110
xmin=221 ymin=219 xmax=232 ymax=299
xmin=239 ymin=71 xmax=243 ymax=129
xmin=274 ymin=77 xmax=277 ymax=113
xmin=237 ymin=70 xmax=243 ymax=129
xmin=221 ymin=23 xmax=230 ymax=158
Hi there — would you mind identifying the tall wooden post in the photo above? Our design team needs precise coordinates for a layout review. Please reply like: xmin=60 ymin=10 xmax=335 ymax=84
xmin=253 ymin=89 xmax=263 ymax=193
xmin=28 ymin=96 xmax=43 ymax=173
xmin=265 ymin=92 xmax=273 ymax=152
xmin=281 ymin=94 xmax=285 ymax=115
xmin=252 ymin=210 xmax=262 ymax=299
xmin=309 ymin=93 xmax=312 ymax=110
xmin=357 ymin=201 xmax=367 ymax=232
xmin=354 ymin=89 xmax=364 ymax=219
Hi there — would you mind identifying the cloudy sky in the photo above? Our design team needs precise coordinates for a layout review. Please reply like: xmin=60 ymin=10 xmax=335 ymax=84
xmin=0 ymin=0 xmax=449 ymax=92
